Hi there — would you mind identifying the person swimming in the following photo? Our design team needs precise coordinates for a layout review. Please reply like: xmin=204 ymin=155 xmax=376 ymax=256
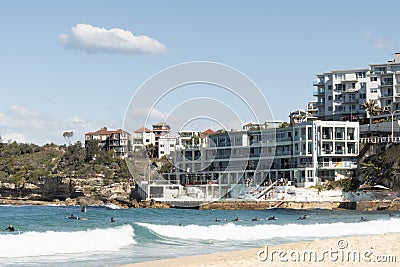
xmin=267 ymin=216 xmax=277 ymax=220
xmin=215 ymin=218 xmax=220 ymax=222
xmin=252 ymin=217 xmax=259 ymax=221
xmin=297 ymin=215 xmax=308 ymax=220
xmin=233 ymin=216 xmax=240 ymax=221
xmin=3 ymin=224 xmax=15 ymax=232
xmin=111 ymin=217 xmax=116 ymax=223
xmin=359 ymin=217 xmax=368 ymax=222
xmin=68 ymin=214 xmax=77 ymax=219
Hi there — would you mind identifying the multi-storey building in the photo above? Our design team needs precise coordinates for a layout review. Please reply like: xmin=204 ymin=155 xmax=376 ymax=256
xmin=172 ymin=121 xmax=359 ymax=197
xmin=152 ymin=122 xmax=171 ymax=149
xmin=84 ymin=127 xmax=131 ymax=158
xmin=158 ymin=133 xmax=177 ymax=158
xmin=313 ymin=53 xmax=400 ymax=122
xmin=132 ymin=127 xmax=155 ymax=151
xmin=369 ymin=53 xmax=400 ymax=111
xmin=313 ymin=68 xmax=370 ymax=121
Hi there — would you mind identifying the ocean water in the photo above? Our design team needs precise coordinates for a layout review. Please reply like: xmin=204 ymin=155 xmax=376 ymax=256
xmin=0 ymin=205 xmax=400 ymax=266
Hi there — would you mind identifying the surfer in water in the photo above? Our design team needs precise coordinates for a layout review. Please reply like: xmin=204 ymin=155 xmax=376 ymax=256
xmin=3 ymin=224 xmax=15 ymax=232
xmin=68 ymin=214 xmax=78 ymax=219
xmin=66 ymin=214 xmax=87 ymax=220
xmin=359 ymin=217 xmax=368 ymax=222
xmin=297 ymin=214 xmax=308 ymax=220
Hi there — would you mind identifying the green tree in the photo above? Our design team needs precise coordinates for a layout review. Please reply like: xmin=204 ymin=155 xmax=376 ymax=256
xmin=190 ymin=134 xmax=200 ymax=146
xmin=361 ymin=100 xmax=383 ymax=117
xmin=280 ymin=122 xmax=290 ymax=128
xmin=85 ymin=139 xmax=101 ymax=162
xmin=159 ymin=155 xmax=174 ymax=173
xmin=60 ymin=141 xmax=85 ymax=168
xmin=145 ymin=144 xmax=157 ymax=158
xmin=63 ymin=131 xmax=74 ymax=145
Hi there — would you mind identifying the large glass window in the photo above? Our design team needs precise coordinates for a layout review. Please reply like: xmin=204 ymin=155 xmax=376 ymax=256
xmin=335 ymin=127 xmax=345 ymax=140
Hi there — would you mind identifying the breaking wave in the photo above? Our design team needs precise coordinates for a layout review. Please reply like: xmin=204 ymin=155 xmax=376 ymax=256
xmin=138 ymin=218 xmax=400 ymax=241
xmin=0 ymin=225 xmax=135 ymax=258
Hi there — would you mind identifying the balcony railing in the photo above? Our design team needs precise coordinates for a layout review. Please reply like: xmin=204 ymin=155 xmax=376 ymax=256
xmin=313 ymin=90 xmax=325 ymax=96
xmin=313 ymin=81 xmax=325 ymax=86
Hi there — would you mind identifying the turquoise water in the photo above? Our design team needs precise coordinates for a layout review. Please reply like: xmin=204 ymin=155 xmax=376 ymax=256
xmin=0 ymin=205 xmax=400 ymax=266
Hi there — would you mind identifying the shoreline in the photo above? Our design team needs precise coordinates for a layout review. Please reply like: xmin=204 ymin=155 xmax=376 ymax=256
xmin=2 ymin=197 xmax=400 ymax=211
xmin=117 ymin=233 xmax=400 ymax=267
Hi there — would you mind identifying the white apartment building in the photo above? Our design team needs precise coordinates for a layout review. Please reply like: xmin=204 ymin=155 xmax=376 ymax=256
xmin=176 ymin=130 xmax=202 ymax=149
xmin=172 ymin=121 xmax=359 ymax=197
xmin=152 ymin=122 xmax=171 ymax=150
xmin=369 ymin=53 xmax=400 ymax=111
xmin=132 ymin=127 xmax=155 ymax=151
xmin=158 ymin=133 xmax=177 ymax=158
xmin=313 ymin=69 xmax=370 ymax=121
xmin=314 ymin=53 xmax=400 ymax=121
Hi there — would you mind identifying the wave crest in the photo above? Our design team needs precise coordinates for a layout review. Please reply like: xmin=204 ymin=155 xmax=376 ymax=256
xmin=138 ymin=218 xmax=400 ymax=241
xmin=0 ymin=225 xmax=135 ymax=258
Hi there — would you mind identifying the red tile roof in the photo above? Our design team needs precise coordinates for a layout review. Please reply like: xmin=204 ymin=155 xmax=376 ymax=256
xmin=134 ymin=127 xmax=151 ymax=133
xmin=201 ymin=129 xmax=215 ymax=136
xmin=85 ymin=127 xmax=129 ymax=136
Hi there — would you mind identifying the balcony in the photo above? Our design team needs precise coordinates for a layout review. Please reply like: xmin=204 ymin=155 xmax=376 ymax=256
xmin=380 ymin=94 xmax=394 ymax=99
xmin=342 ymin=88 xmax=359 ymax=94
xmin=313 ymin=90 xmax=325 ymax=96
xmin=381 ymin=82 xmax=393 ymax=87
xmin=313 ymin=81 xmax=325 ymax=86
xmin=342 ymin=98 xmax=358 ymax=104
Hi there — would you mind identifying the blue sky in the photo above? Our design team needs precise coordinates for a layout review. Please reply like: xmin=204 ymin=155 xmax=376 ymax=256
xmin=0 ymin=0 xmax=399 ymax=144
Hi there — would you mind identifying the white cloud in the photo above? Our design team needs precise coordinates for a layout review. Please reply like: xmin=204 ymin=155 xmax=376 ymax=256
xmin=59 ymin=23 xmax=167 ymax=54
xmin=0 ymin=105 xmax=95 ymax=145
xmin=363 ymin=32 xmax=396 ymax=50
xmin=125 ymin=106 xmax=169 ymax=131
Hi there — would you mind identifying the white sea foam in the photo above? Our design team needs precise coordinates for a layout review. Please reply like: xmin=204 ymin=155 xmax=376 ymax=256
xmin=138 ymin=218 xmax=400 ymax=241
xmin=0 ymin=225 xmax=135 ymax=258
xmin=104 ymin=203 xmax=122 ymax=210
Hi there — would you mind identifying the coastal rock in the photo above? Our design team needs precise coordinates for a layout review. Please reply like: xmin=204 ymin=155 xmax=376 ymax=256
xmin=76 ymin=196 xmax=104 ymax=206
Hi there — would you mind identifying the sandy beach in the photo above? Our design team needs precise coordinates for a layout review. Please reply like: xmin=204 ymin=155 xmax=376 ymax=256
xmin=118 ymin=233 xmax=400 ymax=267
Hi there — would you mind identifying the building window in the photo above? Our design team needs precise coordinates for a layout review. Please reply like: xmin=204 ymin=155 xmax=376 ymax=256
xmin=370 ymin=88 xmax=378 ymax=93
xmin=356 ymin=72 xmax=366 ymax=78
xmin=170 ymin=144 xmax=174 ymax=147
xmin=336 ymin=84 xmax=345 ymax=91
xmin=328 ymin=85 xmax=332 ymax=90
xmin=328 ymin=96 xmax=333 ymax=100
xmin=335 ymin=128 xmax=345 ymax=140
xmin=370 ymin=76 xmax=378 ymax=82
xmin=335 ymin=73 xmax=344 ymax=80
